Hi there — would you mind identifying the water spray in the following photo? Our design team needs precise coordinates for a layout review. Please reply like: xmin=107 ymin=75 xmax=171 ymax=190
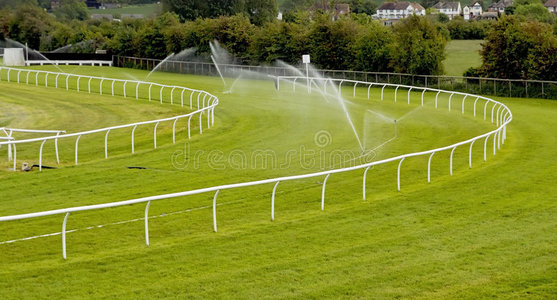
xmin=211 ymin=55 xmax=226 ymax=87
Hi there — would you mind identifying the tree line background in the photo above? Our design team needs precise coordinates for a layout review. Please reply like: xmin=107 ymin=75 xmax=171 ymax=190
xmin=0 ymin=0 xmax=555 ymax=80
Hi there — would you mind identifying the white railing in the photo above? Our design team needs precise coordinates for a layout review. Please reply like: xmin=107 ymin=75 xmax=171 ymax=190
xmin=0 ymin=75 xmax=512 ymax=259
xmin=0 ymin=67 xmax=219 ymax=171
xmin=26 ymin=60 xmax=113 ymax=67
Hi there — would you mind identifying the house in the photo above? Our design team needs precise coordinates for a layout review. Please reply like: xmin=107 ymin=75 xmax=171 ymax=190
xmin=310 ymin=2 xmax=351 ymax=20
xmin=100 ymin=3 xmax=120 ymax=9
xmin=463 ymin=2 xmax=482 ymax=20
xmin=375 ymin=2 xmax=426 ymax=20
xmin=488 ymin=0 xmax=512 ymax=14
xmin=432 ymin=2 xmax=462 ymax=19
xmin=50 ymin=0 xmax=60 ymax=10
xmin=545 ymin=0 xmax=557 ymax=15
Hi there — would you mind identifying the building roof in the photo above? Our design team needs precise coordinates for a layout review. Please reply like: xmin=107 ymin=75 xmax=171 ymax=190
xmin=489 ymin=0 xmax=512 ymax=8
xmin=432 ymin=2 xmax=460 ymax=10
xmin=378 ymin=2 xmax=424 ymax=10
xmin=545 ymin=0 xmax=557 ymax=7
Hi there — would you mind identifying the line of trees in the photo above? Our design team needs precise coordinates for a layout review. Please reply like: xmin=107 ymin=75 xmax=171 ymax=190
xmin=467 ymin=15 xmax=557 ymax=80
xmin=1 ymin=2 xmax=556 ymax=79
xmin=0 ymin=4 xmax=448 ymax=75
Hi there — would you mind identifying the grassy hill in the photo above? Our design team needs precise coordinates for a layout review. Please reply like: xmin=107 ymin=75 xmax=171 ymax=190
xmin=88 ymin=3 xmax=161 ymax=17
xmin=0 ymin=66 xmax=555 ymax=298
xmin=444 ymin=40 xmax=483 ymax=76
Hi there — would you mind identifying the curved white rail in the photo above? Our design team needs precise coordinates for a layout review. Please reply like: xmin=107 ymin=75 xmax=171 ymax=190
xmin=0 ymin=67 xmax=219 ymax=170
xmin=0 ymin=74 xmax=512 ymax=260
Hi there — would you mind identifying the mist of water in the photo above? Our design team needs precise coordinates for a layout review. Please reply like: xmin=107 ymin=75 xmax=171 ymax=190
xmin=51 ymin=44 xmax=73 ymax=53
xmin=146 ymin=53 xmax=175 ymax=79
xmin=1 ymin=39 xmax=65 ymax=72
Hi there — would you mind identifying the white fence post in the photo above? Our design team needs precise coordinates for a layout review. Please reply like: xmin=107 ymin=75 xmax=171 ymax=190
xmin=62 ymin=212 xmax=70 ymax=259
xmin=104 ymin=130 xmax=110 ymax=158
xmin=75 ymin=135 xmax=81 ymax=165
xmin=145 ymin=201 xmax=151 ymax=246
xmin=397 ymin=158 xmax=405 ymax=191
xmin=271 ymin=181 xmax=280 ymax=221
xmin=427 ymin=152 xmax=435 ymax=183
xmin=321 ymin=174 xmax=331 ymax=211
xmin=39 ymin=140 xmax=47 ymax=172
xmin=187 ymin=115 xmax=192 ymax=139
xmin=362 ymin=166 xmax=371 ymax=201
xmin=469 ymin=140 xmax=475 ymax=168
xmin=153 ymin=122 xmax=159 ymax=149
xmin=450 ymin=146 xmax=457 ymax=175
xmin=213 ymin=190 xmax=220 ymax=232
xmin=172 ymin=118 xmax=178 ymax=144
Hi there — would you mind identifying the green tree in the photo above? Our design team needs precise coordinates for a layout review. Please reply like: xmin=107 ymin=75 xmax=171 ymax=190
xmin=245 ymin=0 xmax=278 ymax=25
xmin=479 ymin=15 xmax=557 ymax=80
xmin=308 ymin=13 xmax=360 ymax=70
xmin=162 ymin=0 xmax=277 ymax=24
xmin=515 ymin=3 xmax=556 ymax=24
xmin=53 ymin=0 xmax=90 ymax=21
xmin=279 ymin=0 xmax=313 ymax=12
xmin=250 ymin=21 xmax=309 ymax=64
xmin=390 ymin=15 xmax=447 ymax=75
xmin=351 ymin=21 xmax=393 ymax=72
xmin=0 ymin=0 xmax=37 ymax=9
xmin=346 ymin=0 xmax=377 ymax=15
xmin=8 ymin=5 xmax=52 ymax=49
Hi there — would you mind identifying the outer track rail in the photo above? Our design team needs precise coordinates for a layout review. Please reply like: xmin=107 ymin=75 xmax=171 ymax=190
xmin=0 ymin=74 xmax=511 ymax=260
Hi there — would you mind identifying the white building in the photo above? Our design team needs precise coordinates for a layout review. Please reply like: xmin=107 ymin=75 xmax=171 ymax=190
xmin=463 ymin=2 xmax=483 ymax=20
xmin=545 ymin=0 xmax=557 ymax=15
xmin=376 ymin=2 xmax=426 ymax=20
xmin=432 ymin=2 xmax=462 ymax=19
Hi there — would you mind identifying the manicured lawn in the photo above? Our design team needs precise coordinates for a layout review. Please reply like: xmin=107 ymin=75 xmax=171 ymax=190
xmin=444 ymin=40 xmax=483 ymax=76
xmin=0 ymin=66 xmax=555 ymax=298
xmin=89 ymin=3 xmax=161 ymax=17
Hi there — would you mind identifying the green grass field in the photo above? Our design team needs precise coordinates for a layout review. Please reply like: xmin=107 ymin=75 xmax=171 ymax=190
xmin=444 ymin=40 xmax=483 ymax=77
xmin=0 ymin=66 xmax=556 ymax=298
xmin=89 ymin=3 xmax=161 ymax=17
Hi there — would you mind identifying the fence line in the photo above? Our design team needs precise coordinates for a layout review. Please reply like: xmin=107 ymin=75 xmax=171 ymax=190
xmin=0 ymin=67 xmax=219 ymax=171
xmin=114 ymin=55 xmax=557 ymax=100
xmin=0 ymin=74 xmax=511 ymax=259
